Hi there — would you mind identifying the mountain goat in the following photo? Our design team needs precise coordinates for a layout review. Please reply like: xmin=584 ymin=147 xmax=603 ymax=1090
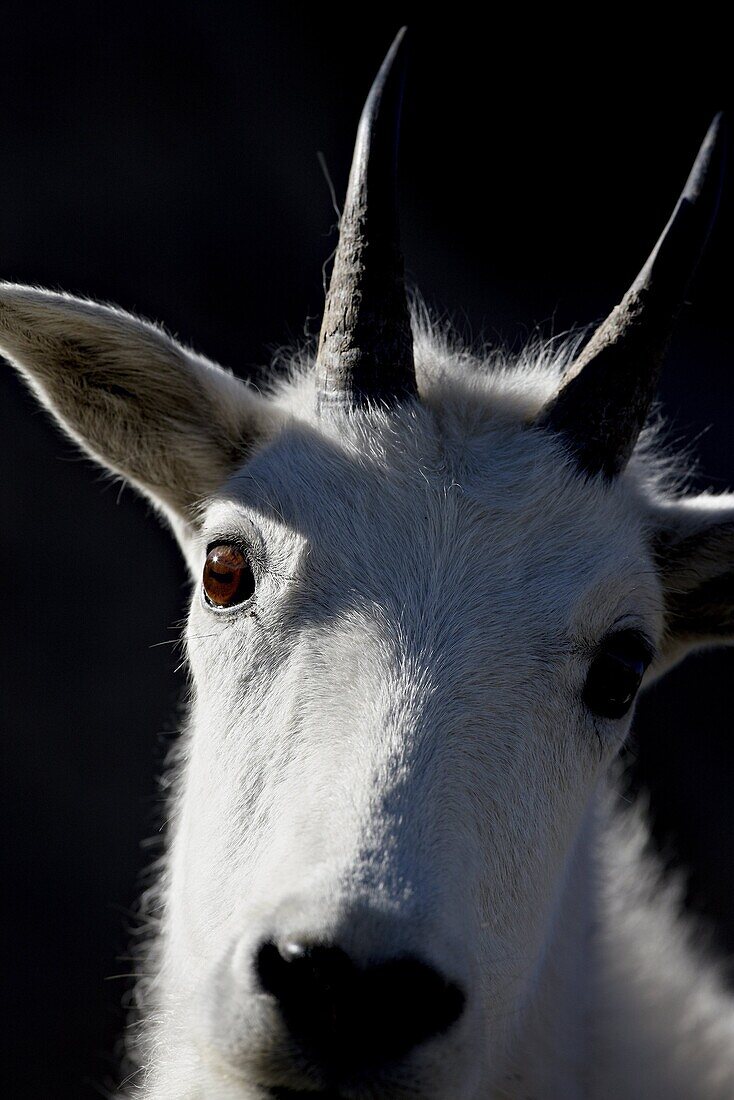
xmin=3 ymin=27 xmax=732 ymax=1100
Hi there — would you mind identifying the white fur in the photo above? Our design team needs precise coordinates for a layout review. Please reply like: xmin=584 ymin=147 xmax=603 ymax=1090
xmin=3 ymin=287 xmax=734 ymax=1099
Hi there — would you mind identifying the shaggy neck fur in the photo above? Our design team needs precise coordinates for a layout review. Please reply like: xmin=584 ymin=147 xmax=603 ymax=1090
xmin=496 ymin=774 xmax=734 ymax=1100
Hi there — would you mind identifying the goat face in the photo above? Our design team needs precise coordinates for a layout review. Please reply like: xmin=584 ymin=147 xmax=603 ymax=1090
xmin=174 ymin=401 xmax=661 ymax=1098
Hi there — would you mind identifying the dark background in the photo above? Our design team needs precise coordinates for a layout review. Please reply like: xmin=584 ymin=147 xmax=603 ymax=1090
xmin=0 ymin=4 xmax=731 ymax=1097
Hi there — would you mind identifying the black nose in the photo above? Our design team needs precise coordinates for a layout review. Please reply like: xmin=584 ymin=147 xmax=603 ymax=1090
xmin=255 ymin=939 xmax=465 ymax=1069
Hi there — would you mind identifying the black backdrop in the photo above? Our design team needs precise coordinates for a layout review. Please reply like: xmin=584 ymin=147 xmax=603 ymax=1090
xmin=0 ymin=4 xmax=732 ymax=1097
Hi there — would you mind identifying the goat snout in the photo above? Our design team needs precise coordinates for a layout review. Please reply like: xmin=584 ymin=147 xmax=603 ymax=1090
xmin=255 ymin=937 xmax=466 ymax=1072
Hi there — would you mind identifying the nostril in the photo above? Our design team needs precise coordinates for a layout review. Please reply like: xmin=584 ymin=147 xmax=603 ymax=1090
xmin=254 ymin=938 xmax=465 ymax=1066
xmin=255 ymin=939 xmax=299 ymax=1001
xmin=256 ymin=939 xmax=354 ymax=1008
xmin=381 ymin=957 xmax=466 ymax=1051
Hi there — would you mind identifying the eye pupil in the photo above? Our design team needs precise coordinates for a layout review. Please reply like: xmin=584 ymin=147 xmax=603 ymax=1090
xmin=584 ymin=632 xmax=651 ymax=720
xmin=203 ymin=544 xmax=256 ymax=608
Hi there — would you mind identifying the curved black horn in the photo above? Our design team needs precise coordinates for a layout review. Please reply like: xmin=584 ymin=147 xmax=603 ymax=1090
xmin=316 ymin=28 xmax=416 ymax=407
xmin=537 ymin=113 xmax=726 ymax=479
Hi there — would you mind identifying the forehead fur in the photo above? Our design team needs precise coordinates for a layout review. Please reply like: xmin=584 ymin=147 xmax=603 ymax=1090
xmin=205 ymin=322 xmax=664 ymax=645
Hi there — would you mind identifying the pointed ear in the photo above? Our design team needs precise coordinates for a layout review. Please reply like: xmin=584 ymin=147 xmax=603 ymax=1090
xmin=0 ymin=284 xmax=279 ymax=542
xmin=651 ymin=494 xmax=734 ymax=673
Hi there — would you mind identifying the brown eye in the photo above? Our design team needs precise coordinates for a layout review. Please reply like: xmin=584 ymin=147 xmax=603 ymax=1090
xmin=202 ymin=544 xmax=256 ymax=609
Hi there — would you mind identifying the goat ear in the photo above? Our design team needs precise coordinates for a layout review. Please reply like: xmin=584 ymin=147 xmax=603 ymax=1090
xmin=651 ymin=494 xmax=734 ymax=672
xmin=1 ymin=284 xmax=278 ymax=539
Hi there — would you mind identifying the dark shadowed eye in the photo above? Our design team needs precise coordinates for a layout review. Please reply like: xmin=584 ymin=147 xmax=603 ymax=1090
xmin=583 ymin=631 xmax=652 ymax=720
xmin=202 ymin=544 xmax=256 ymax=609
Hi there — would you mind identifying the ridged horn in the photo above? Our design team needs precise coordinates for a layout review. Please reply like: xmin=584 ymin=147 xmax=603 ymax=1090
xmin=316 ymin=27 xmax=416 ymax=407
xmin=537 ymin=113 xmax=726 ymax=479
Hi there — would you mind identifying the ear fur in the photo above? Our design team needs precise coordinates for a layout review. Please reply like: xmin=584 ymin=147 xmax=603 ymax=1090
xmin=0 ymin=284 xmax=279 ymax=538
xmin=651 ymin=494 xmax=734 ymax=671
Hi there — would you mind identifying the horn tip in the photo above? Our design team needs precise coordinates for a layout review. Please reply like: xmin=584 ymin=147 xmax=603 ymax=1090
xmin=683 ymin=110 xmax=727 ymax=206
xmin=376 ymin=27 xmax=410 ymax=90
xmin=357 ymin=27 xmax=411 ymax=151
xmin=377 ymin=27 xmax=410 ymax=83
xmin=707 ymin=110 xmax=725 ymax=138
xmin=392 ymin=26 xmax=409 ymax=50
